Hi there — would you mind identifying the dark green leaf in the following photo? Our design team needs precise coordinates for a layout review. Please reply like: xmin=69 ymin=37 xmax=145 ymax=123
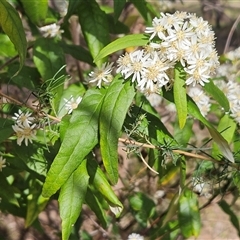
xmin=77 ymin=0 xmax=110 ymax=66
xmin=59 ymin=42 xmax=94 ymax=66
xmin=94 ymin=34 xmax=149 ymax=63
xmin=203 ymin=79 xmax=230 ymax=112
xmin=0 ymin=0 xmax=27 ymax=75
xmin=100 ymin=76 xmax=135 ymax=184
xmin=0 ymin=118 xmax=14 ymax=143
xmin=178 ymin=189 xmax=201 ymax=238
xmin=107 ymin=14 xmax=129 ymax=34
xmin=85 ymin=188 xmax=107 ymax=228
xmin=130 ymin=0 xmax=148 ymax=22
xmin=174 ymin=62 xmax=187 ymax=129
xmin=59 ymin=159 xmax=89 ymax=240
xmin=87 ymin=157 xmax=123 ymax=217
xmin=218 ymin=200 xmax=240 ymax=237
xmin=20 ymin=0 xmax=48 ymax=26
xmin=42 ymin=88 xmax=105 ymax=198
xmin=114 ymin=0 xmax=126 ymax=22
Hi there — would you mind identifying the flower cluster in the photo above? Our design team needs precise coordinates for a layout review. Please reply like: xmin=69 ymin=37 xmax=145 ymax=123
xmin=127 ymin=233 xmax=144 ymax=240
xmin=117 ymin=11 xmax=219 ymax=94
xmin=12 ymin=109 xmax=37 ymax=146
xmin=214 ymin=47 xmax=240 ymax=125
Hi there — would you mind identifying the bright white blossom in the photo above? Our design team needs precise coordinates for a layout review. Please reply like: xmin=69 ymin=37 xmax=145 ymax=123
xmin=64 ymin=95 xmax=82 ymax=114
xmin=127 ymin=233 xmax=144 ymax=240
xmin=0 ymin=156 xmax=6 ymax=171
xmin=117 ymin=11 xmax=219 ymax=94
xmin=12 ymin=123 xmax=37 ymax=146
xmin=12 ymin=109 xmax=35 ymax=127
xmin=39 ymin=23 xmax=64 ymax=39
xmin=87 ymin=62 xmax=114 ymax=88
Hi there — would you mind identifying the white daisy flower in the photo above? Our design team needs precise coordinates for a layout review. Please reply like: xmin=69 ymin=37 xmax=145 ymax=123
xmin=39 ymin=23 xmax=64 ymax=39
xmin=12 ymin=109 xmax=35 ymax=127
xmin=12 ymin=124 xmax=37 ymax=146
xmin=127 ymin=233 xmax=144 ymax=240
xmin=88 ymin=62 xmax=114 ymax=88
xmin=64 ymin=95 xmax=82 ymax=114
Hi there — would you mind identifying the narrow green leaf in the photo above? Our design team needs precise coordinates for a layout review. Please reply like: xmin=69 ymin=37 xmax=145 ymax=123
xmin=42 ymin=88 xmax=105 ymax=198
xmin=130 ymin=0 xmax=148 ymax=22
xmin=178 ymin=189 xmax=201 ymax=238
xmin=100 ymin=77 xmax=135 ymax=184
xmin=25 ymin=180 xmax=48 ymax=227
xmin=94 ymin=34 xmax=149 ymax=63
xmin=59 ymin=159 xmax=89 ymax=240
xmin=20 ymin=0 xmax=48 ymax=26
xmin=163 ymin=89 xmax=234 ymax=162
xmin=85 ymin=188 xmax=107 ymax=228
xmin=59 ymin=42 xmax=94 ymax=66
xmin=77 ymin=0 xmax=110 ymax=66
xmin=87 ymin=158 xmax=123 ymax=217
xmin=0 ymin=0 xmax=27 ymax=75
xmin=114 ymin=0 xmax=126 ymax=22
xmin=218 ymin=200 xmax=240 ymax=237
xmin=174 ymin=62 xmax=187 ymax=129
xmin=203 ymin=79 xmax=230 ymax=112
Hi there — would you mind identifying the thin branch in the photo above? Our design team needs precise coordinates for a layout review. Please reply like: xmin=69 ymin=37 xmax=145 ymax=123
xmin=224 ymin=14 xmax=240 ymax=54
xmin=118 ymin=137 xmax=238 ymax=168
xmin=139 ymin=153 xmax=159 ymax=175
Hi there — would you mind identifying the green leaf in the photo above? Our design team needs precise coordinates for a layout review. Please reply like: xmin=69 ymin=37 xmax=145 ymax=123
xmin=0 ymin=118 xmax=14 ymax=143
xmin=0 ymin=173 xmax=19 ymax=207
xmin=130 ymin=0 xmax=148 ymax=22
xmin=85 ymin=188 xmax=107 ymax=228
xmin=87 ymin=158 xmax=123 ymax=217
xmin=0 ymin=0 xmax=27 ymax=75
xmin=187 ymin=98 xmax=234 ymax=163
xmin=100 ymin=76 xmax=135 ymax=184
xmin=94 ymin=34 xmax=149 ymax=63
xmin=203 ymin=79 xmax=230 ymax=112
xmin=33 ymin=38 xmax=65 ymax=80
xmin=59 ymin=159 xmax=89 ymax=240
xmin=114 ymin=0 xmax=126 ymax=22
xmin=107 ymin=14 xmax=129 ymax=34
xmin=218 ymin=200 xmax=240 ymax=237
xmin=178 ymin=189 xmax=201 ymax=238
xmin=174 ymin=62 xmax=187 ymax=129
xmin=20 ymin=0 xmax=48 ymax=26
xmin=42 ymin=88 xmax=105 ymax=198
xmin=25 ymin=180 xmax=48 ymax=227
xmin=0 ymin=33 xmax=17 ymax=57
xmin=77 ymin=0 xmax=110 ymax=66
xmin=59 ymin=42 xmax=94 ymax=66
xmin=33 ymin=38 xmax=66 ymax=114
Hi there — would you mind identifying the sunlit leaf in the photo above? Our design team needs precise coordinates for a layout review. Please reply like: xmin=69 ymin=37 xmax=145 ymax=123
xmin=178 ymin=189 xmax=201 ymax=238
xmin=174 ymin=62 xmax=187 ymax=129
xmin=59 ymin=159 xmax=89 ymax=240
xmin=20 ymin=0 xmax=48 ymax=26
xmin=0 ymin=0 xmax=27 ymax=75
xmin=42 ymin=88 xmax=105 ymax=198
xmin=100 ymin=76 xmax=135 ymax=184
xmin=203 ymin=79 xmax=229 ymax=112
xmin=94 ymin=34 xmax=149 ymax=63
